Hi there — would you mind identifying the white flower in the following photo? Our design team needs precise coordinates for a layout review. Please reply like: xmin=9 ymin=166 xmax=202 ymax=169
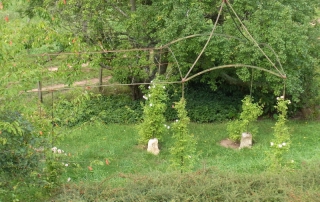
xmin=282 ymin=142 xmax=286 ymax=146
xmin=51 ymin=147 xmax=57 ymax=153
xmin=148 ymin=86 xmax=151 ymax=89
xmin=148 ymin=94 xmax=151 ymax=97
xmin=164 ymin=124 xmax=167 ymax=127
xmin=167 ymin=126 xmax=170 ymax=129
xmin=287 ymin=100 xmax=291 ymax=104
xmin=149 ymin=103 xmax=153 ymax=107
xmin=163 ymin=86 xmax=165 ymax=89
xmin=151 ymin=80 xmax=154 ymax=83
xmin=143 ymin=95 xmax=148 ymax=100
xmin=65 ymin=164 xmax=68 ymax=167
xmin=58 ymin=149 xmax=62 ymax=154
xmin=280 ymin=96 xmax=284 ymax=99
xmin=291 ymin=160 xmax=294 ymax=163
xmin=176 ymin=119 xmax=179 ymax=122
xmin=278 ymin=144 xmax=283 ymax=148
xmin=276 ymin=97 xmax=280 ymax=100
xmin=270 ymin=142 xmax=274 ymax=146
xmin=67 ymin=177 xmax=71 ymax=182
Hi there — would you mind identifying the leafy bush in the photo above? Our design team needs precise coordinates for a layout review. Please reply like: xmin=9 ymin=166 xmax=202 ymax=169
xmin=0 ymin=111 xmax=40 ymax=175
xmin=137 ymin=79 xmax=168 ymax=144
xmin=268 ymin=96 xmax=291 ymax=169
xmin=170 ymin=98 xmax=197 ymax=172
xmin=0 ymin=111 xmax=45 ymax=201
xmin=51 ymin=84 xmax=244 ymax=126
xmin=227 ymin=96 xmax=263 ymax=141
xmin=52 ymin=91 xmax=142 ymax=126
xmin=183 ymin=85 xmax=242 ymax=122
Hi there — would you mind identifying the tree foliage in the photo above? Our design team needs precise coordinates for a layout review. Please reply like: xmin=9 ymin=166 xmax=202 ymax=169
xmin=1 ymin=0 xmax=320 ymax=109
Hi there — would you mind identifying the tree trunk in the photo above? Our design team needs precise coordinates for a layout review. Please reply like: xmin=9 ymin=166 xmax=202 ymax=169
xmin=130 ymin=0 xmax=136 ymax=11
xmin=130 ymin=85 xmax=143 ymax=100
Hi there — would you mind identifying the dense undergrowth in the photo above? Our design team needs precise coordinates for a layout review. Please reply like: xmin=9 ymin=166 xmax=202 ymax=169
xmin=50 ymin=85 xmax=245 ymax=127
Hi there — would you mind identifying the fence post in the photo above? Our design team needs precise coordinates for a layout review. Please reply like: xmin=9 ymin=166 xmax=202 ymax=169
xmin=99 ymin=68 xmax=103 ymax=92
xmin=38 ymin=81 xmax=43 ymax=103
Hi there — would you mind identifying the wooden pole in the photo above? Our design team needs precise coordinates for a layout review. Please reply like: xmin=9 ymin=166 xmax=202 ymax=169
xmin=38 ymin=81 xmax=43 ymax=103
xmin=99 ymin=68 xmax=103 ymax=92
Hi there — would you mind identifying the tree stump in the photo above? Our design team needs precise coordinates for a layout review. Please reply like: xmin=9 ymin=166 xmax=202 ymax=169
xmin=147 ymin=138 xmax=160 ymax=155
xmin=239 ymin=132 xmax=252 ymax=149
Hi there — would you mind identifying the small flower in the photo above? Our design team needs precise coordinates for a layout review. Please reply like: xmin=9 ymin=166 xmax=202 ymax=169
xmin=176 ymin=119 xmax=179 ymax=122
xmin=291 ymin=160 xmax=294 ymax=163
xmin=148 ymin=86 xmax=151 ymax=89
xmin=163 ymin=86 xmax=165 ymax=89
xmin=51 ymin=147 xmax=57 ymax=153
xmin=278 ymin=144 xmax=283 ymax=148
xmin=67 ymin=177 xmax=71 ymax=182
xmin=270 ymin=142 xmax=274 ymax=146
xmin=167 ymin=126 xmax=170 ymax=129
xmin=287 ymin=100 xmax=291 ymax=104
xmin=282 ymin=142 xmax=286 ymax=146
xmin=58 ymin=149 xmax=62 ymax=154
xmin=65 ymin=163 xmax=68 ymax=167
xmin=149 ymin=103 xmax=153 ymax=107
xmin=143 ymin=95 xmax=148 ymax=100
xmin=148 ymin=94 xmax=151 ymax=97
xmin=280 ymin=96 xmax=284 ymax=99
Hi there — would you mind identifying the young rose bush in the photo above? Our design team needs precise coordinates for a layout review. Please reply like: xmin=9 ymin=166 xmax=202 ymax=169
xmin=170 ymin=98 xmax=197 ymax=172
xmin=137 ymin=78 xmax=168 ymax=144
xmin=268 ymin=96 xmax=291 ymax=169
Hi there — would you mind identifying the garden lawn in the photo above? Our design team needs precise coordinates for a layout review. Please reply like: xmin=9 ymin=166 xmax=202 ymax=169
xmin=55 ymin=120 xmax=320 ymax=184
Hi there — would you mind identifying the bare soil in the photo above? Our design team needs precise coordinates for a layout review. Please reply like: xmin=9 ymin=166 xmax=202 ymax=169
xmin=219 ymin=138 xmax=240 ymax=150
xmin=28 ymin=76 xmax=112 ymax=92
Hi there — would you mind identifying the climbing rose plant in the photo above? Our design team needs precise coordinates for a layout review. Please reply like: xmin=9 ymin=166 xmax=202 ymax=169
xmin=227 ymin=95 xmax=263 ymax=142
xmin=170 ymin=98 xmax=197 ymax=173
xmin=138 ymin=79 xmax=168 ymax=144
xmin=268 ymin=96 xmax=291 ymax=169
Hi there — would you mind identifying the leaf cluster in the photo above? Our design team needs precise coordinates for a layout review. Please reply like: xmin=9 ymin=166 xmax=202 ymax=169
xmin=227 ymin=95 xmax=263 ymax=141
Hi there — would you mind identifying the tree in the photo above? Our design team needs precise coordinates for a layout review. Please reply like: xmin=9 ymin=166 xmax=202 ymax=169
xmin=2 ymin=0 xmax=320 ymax=110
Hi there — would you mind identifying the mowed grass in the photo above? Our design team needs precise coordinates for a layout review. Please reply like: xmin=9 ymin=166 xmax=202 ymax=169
xmin=55 ymin=120 xmax=320 ymax=185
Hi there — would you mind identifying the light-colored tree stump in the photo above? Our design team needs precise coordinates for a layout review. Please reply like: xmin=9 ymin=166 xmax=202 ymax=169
xmin=147 ymin=138 xmax=160 ymax=155
xmin=239 ymin=132 xmax=252 ymax=149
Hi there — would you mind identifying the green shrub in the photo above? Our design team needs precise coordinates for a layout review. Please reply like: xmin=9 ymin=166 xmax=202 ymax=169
xmin=52 ymin=91 xmax=142 ymax=126
xmin=0 ymin=111 xmax=45 ymax=201
xmin=227 ymin=96 xmax=263 ymax=141
xmin=137 ymin=79 xmax=168 ymax=144
xmin=170 ymin=98 xmax=197 ymax=172
xmin=0 ymin=111 xmax=40 ymax=175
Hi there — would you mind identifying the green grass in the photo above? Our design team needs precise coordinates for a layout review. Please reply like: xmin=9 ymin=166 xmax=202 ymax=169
xmin=46 ymin=120 xmax=320 ymax=201
xmin=54 ymin=120 xmax=320 ymax=184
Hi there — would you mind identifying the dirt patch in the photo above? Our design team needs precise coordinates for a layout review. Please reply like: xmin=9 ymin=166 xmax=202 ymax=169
xmin=28 ymin=76 xmax=112 ymax=92
xmin=219 ymin=138 xmax=240 ymax=150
